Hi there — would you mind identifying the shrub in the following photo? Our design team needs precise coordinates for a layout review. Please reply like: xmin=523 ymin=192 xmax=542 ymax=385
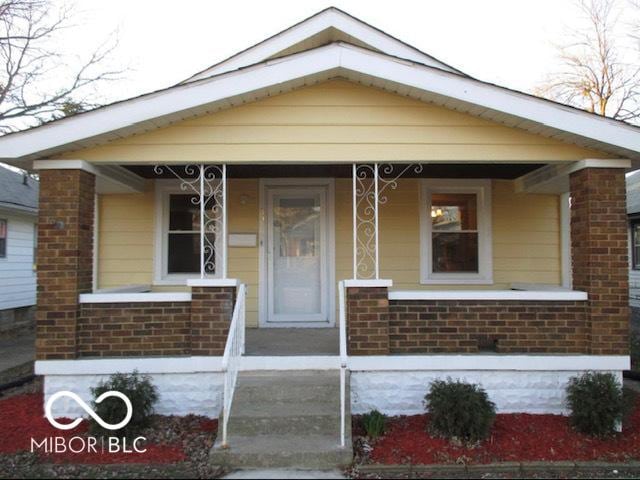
xmin=361 ymin=410 xmax=385 ymax=439
xmin=566 ymin=371 xmax=623 ymax=436
xmin=90 ymin=370 xmax=158 ymax=438
xmin=424 ymin=378 xmax=496 ymax=443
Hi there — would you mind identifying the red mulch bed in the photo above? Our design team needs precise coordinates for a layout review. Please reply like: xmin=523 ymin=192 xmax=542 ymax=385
xmin=0 ymin=392 xmax=215 ymax=464
xmin=361 ymin=399 xmax=640 ymax=465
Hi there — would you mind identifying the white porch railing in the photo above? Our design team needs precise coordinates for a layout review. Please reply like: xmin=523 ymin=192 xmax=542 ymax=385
xmin=338 ymin=280 xmax=348 ymax=448
xmin=220 ymin=283 xmax=246 ymax=448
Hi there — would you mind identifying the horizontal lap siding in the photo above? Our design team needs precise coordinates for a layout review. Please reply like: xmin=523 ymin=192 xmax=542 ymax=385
xmin=0 ymin=213 xmax=36 ymax=310
xmin=389 ymin=300 xmax=588 ymax=354
xmin=58 ymin=80 xmax=605 ymax=163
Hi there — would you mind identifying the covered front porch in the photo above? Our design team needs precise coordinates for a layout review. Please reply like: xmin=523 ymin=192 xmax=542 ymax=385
xmin=31 ymin=157 xmax=625 ymax=359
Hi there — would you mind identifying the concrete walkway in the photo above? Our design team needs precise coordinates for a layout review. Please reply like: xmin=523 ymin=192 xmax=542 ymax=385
xmin=223 ymin=469 xmax=345 ymax=479
xmin=0 ymin=334 xmax=35 ymax=373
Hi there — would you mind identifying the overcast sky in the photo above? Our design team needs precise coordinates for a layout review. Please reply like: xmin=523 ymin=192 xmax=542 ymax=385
xmin=61 ymin=0 xmax=636 ymax=103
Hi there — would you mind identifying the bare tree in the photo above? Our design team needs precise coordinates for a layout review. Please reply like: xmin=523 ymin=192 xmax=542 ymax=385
xmin=536 ymin=0 xmax=640 ymax=122
xmin=0 ymin=0 xmax=123 ymax=132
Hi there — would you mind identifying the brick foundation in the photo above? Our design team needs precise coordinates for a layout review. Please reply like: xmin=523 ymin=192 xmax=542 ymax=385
xmin=389 ymin=300 xmax=588 ymax=354
xmin=36 ymin=169 xmax=95 ymax=360
xmin=347 ymin=287 xmax=390 ymax=355
xmin=570 ymin=168 xmax=629 ymax=355
xmin=78 ymin=302 xmax=191 ymax=357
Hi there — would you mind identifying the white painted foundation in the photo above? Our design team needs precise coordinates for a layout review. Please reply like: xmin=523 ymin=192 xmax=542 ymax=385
xmin=350 ymin=369 xmax=624 ymax=416
xmin=44 ymin=372 xmax=224 ymax=418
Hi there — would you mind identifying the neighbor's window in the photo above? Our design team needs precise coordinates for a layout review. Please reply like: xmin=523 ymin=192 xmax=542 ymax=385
xmin=167 ymin=194 xmax=216 ymax=275
xmin=0 ymin=219 xmax=6 ymax=258
xmin=421 ymin=180 xmax=492 ymax=284
xmin=632 ymin=221 xmax=640 ymax=270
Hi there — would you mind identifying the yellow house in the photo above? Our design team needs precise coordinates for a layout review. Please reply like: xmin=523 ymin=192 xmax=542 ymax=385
xmin=1 ymin=7 xmax=638 ymax=469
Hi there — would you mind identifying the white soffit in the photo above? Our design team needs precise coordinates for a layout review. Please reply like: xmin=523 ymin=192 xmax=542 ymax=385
xmin=1 ymin=43 xmax=640 ymax=162
xmin=182 ymin=7 xmax=464 ymax=82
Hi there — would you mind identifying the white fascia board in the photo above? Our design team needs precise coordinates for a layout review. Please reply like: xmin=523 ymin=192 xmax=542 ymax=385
xmin=337 ymin=46 xmax=640 ymax=154
xmin=187 ymin=9 xmax=459 ymax=81
xmin=78 ymin=292 xmax=191 ymax=303
xmin=3 ymin=43 xmax=640 ymax=160
xmin=36 ymin=356 xmax=223 ymax=375
xmin=348 ymin=355 xmax=630 ymax=372
xmin=33 ymin=159 xmax=146 ymax=193
xmin=388 ymin=290 xmax=588 ymax=301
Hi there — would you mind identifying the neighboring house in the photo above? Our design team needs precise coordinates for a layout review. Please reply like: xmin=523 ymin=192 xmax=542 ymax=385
xmin=0 ymin=7 xmax=636 ymax=467
xmin=0 ymin=165 xmax=37 ymax=335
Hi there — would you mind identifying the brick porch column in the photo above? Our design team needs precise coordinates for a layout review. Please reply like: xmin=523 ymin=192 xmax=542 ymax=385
xmin=188 ymin=280 xmax=237 ymax=355
xmin=570 ymin=166 xmax=629 ymax=355
xmin=36 ymin=169 xmax=95 ymax=360
xmin=346 ymin=281 xmax=392 ymax=355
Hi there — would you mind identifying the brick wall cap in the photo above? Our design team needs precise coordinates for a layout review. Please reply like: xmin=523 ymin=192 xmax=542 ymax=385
xmin=186 ymin=278 xmax=240 ymax=287
xmin=79 ymin=292 xmax=192 ymax=303
xmin=344 ymin=279 xmax=393 ymax=288
xmin=388 ymin=290 xmax=588 ymax=302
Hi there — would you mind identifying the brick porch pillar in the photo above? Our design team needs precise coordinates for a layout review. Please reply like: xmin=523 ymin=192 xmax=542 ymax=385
xmin=570 ymin=167 xmax=629 ymax=355
xmin=36 ymin=169 xmax=95 ymax=360
xmin=346 ymin=281 xmax=391 ymax=355
xmin=188 ymin=280 xmax=237 ymax=355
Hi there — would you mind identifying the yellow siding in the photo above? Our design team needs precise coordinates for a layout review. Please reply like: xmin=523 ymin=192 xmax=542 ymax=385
xmin=59 ymin=80 xmax=606 ymax=163
xmin=98 ymin=190 xmax=154 ymax=287
xmin=97 ymin=178 xmax=560 ymax=327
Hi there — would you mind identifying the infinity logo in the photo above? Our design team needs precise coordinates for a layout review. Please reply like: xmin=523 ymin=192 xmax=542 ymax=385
xmin=45 ymin=391 xmax=133 ymax=431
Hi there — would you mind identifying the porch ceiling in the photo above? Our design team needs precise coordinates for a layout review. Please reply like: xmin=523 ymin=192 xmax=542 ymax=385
xmin=124 ymin=163 xmax=546 ymax=180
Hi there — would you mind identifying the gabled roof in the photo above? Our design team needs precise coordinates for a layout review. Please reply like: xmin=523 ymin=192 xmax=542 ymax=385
xmin=181 ymin=7 xmax=465 ymax=82
xmin=0 ymin=165 xmax=38 ymax=213
xmin=0 ymin=8 xmax=639 ymax=164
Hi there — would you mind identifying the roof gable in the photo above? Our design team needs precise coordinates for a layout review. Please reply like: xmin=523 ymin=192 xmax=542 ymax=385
xmin=182 ymin=7 xmax=464 ymax=82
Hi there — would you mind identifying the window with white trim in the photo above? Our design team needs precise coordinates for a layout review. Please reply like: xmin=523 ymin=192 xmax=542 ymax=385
xmin=421 ymin=179 xmax=492 ymax=284
xmin=156 ymin=183 xmax=220 ymax=283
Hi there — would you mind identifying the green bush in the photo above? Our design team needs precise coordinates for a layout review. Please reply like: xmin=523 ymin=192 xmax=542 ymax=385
xmin=566 ymin=371 xmax=623 ymax=436
xmin=90 ymin=371 xmax=158 ymax=438
xmin=361 ymin=410 xmax=385 ymax=439
xmin=424 ymin=378 xmax=496 ymax=443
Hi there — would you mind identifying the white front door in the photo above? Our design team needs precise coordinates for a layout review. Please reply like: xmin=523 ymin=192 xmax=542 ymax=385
xmin=266 ymin=186 xmax=329 ymax=325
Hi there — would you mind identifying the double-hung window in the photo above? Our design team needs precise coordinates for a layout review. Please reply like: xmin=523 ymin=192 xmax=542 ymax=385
xmin=156 ymin=183 xmax=219 ymax=283
xmin=0 ymin=219 xmax=6 ymax=258
xmin=421 ymin=179 xmax=492 ymax=284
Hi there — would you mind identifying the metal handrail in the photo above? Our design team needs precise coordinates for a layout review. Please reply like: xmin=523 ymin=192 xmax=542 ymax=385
xmin=338 ymin=280 xmax=348 ymax=447
xmin=221 ymin=283 xmax=246 ymax=448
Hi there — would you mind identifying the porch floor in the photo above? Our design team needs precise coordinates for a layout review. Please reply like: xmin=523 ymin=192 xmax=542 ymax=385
xmin=244 ymin=328 xmax=339 ymax=356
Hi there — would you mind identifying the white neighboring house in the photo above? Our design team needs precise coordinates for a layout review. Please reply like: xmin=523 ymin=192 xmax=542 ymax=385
xmin=0 ymin=165 xmax=38 ymax=334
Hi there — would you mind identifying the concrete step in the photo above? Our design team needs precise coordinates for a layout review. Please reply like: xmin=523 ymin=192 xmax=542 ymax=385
xmin=227 ymin=413 xmax=340 ymax=436
xmin=210 ymin=434 xmax=352 ymax=469
xmin=210 ymin=369 xmax=353 ymax=469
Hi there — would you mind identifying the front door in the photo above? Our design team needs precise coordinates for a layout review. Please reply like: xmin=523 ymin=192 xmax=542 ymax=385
xmin=266 ymin=186 xmax=329 ymax=325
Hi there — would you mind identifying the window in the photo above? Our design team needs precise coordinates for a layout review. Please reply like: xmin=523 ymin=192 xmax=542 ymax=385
xmin=155 ymin=183 xmax=219 ymax=283
xmin=421 ymin=180 xmax=492 ymax=284
xmin=0 ymin=219 xmax=6 ymax=258
xmin=632 ymin=220 xmax=640 ymax=270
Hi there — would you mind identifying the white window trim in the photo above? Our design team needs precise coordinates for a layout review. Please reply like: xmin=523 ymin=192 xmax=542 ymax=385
xmin=154 ymin=180 xmax=222 ymax=285
xmin=420 ymin=179 xmax=493 ymax=285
